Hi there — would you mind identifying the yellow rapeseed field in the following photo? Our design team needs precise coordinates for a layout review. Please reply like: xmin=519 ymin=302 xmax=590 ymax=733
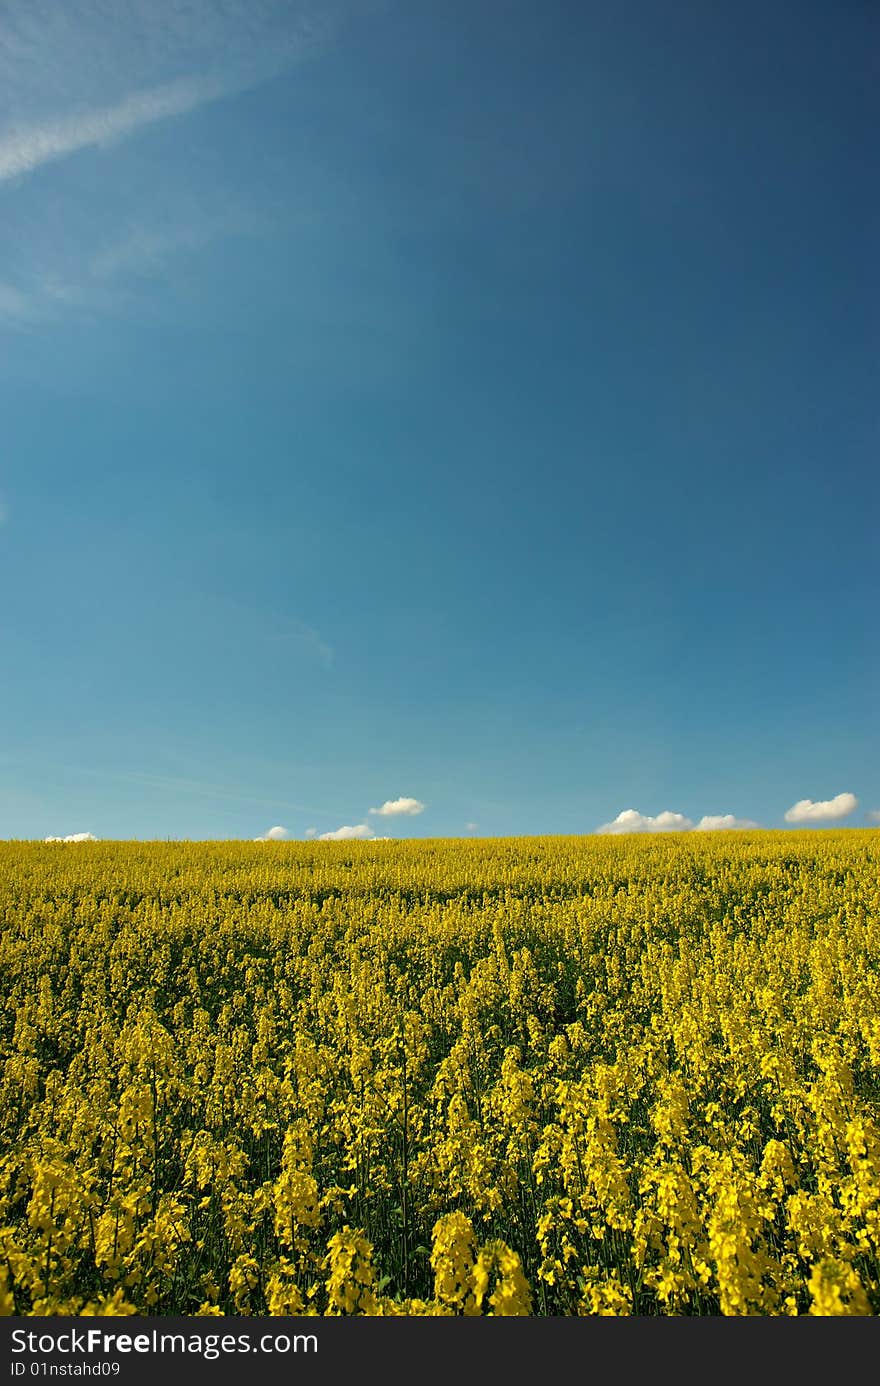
xmin=1 ymin=831 xmax=878 ymax=1316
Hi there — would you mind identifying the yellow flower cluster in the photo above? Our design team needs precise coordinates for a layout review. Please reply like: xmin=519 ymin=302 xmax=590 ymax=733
xmin=0 ymin=830 xmax=877 ymax=1315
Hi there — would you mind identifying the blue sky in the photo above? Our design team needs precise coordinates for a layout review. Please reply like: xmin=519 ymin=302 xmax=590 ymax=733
xmin=1 ymin=0 xmax=877 ymax=841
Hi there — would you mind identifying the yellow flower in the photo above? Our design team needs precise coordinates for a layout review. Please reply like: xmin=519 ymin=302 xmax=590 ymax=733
xmin=808 ymin=1258 xmax=871 ymax=1316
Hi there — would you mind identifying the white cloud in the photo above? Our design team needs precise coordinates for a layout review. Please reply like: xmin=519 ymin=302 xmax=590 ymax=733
xmin=0 ymin=1 xmax=328 ymax=101
xmin=0 ymin=75 xmax=232 ymax=185
xmin=596 ymin=809 xmax=693 ymax=835
xmin=870 ymin=810 xmax=880 ymax=824
xmin=267 ymin=616 xmax=334 ymax=668
xmin=88 ymin=221 xmax=241 ymax=283
xmin=0 ymin=283 xmax=35 ymax=323
xmin=369 ymin=797 xmax=425 ymax=818
xmin=181 ymin=596 xmax=334 ymax=668
xmin=694 ymin=815 xmax=759 ymax=831
xmin=597 ymin=808 xmax=762 ymax=835
xmin=318 ymin=824 xmax=374 ymax=841
xmin=304 ymin=827 xmax=317 ymax=838
xmin=0 ymin=2 xmax=340 ymax=329
xmin=465 ymin=822 xmax=479 ymax=832
xmin=0 ymin=3 xmax=334 ymax=187
xmin=45 ymin=831 xmax=98 ymax=842
xmin=784 ymin=792 xmax=858 ymax=824
xmin=254 ymin=824 xmax=289 ymax=841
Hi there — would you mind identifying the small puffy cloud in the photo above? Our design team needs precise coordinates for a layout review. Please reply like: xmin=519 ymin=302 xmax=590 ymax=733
xmin=465 ymin=822 xmax=479 ymax=833
xmin=784 ymin=792 xmax=858 ymax=824
xmin=369 ymin=797 xmax=425 ymax=818
xmin=45 ymin=831 xmax=98 ymax=843
xmin=318 ymin=824 xmax=374 ymax=841
xmin=596 ymin=809 xmax=693 ymax=835
xmin=694 ymin=815 xmax=759 ymax=832
xmin=870 ymin=810 xmax=880 ymax=824
xmin=254 ymin=825 xmax=289 ymax=841
xmin=304 ymin=827 xmax=318 ymax=839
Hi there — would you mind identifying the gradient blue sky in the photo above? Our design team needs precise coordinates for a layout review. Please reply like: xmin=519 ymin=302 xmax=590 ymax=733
xmin=1 ymin=0 xmax=877 ymax=841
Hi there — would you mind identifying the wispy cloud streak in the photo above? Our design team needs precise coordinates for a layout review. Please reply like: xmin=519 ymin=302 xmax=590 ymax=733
xmin=0 ymin=0 xmax=341 ymax=327
xmin=0 ymin=74 xmax=231 ymax=184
